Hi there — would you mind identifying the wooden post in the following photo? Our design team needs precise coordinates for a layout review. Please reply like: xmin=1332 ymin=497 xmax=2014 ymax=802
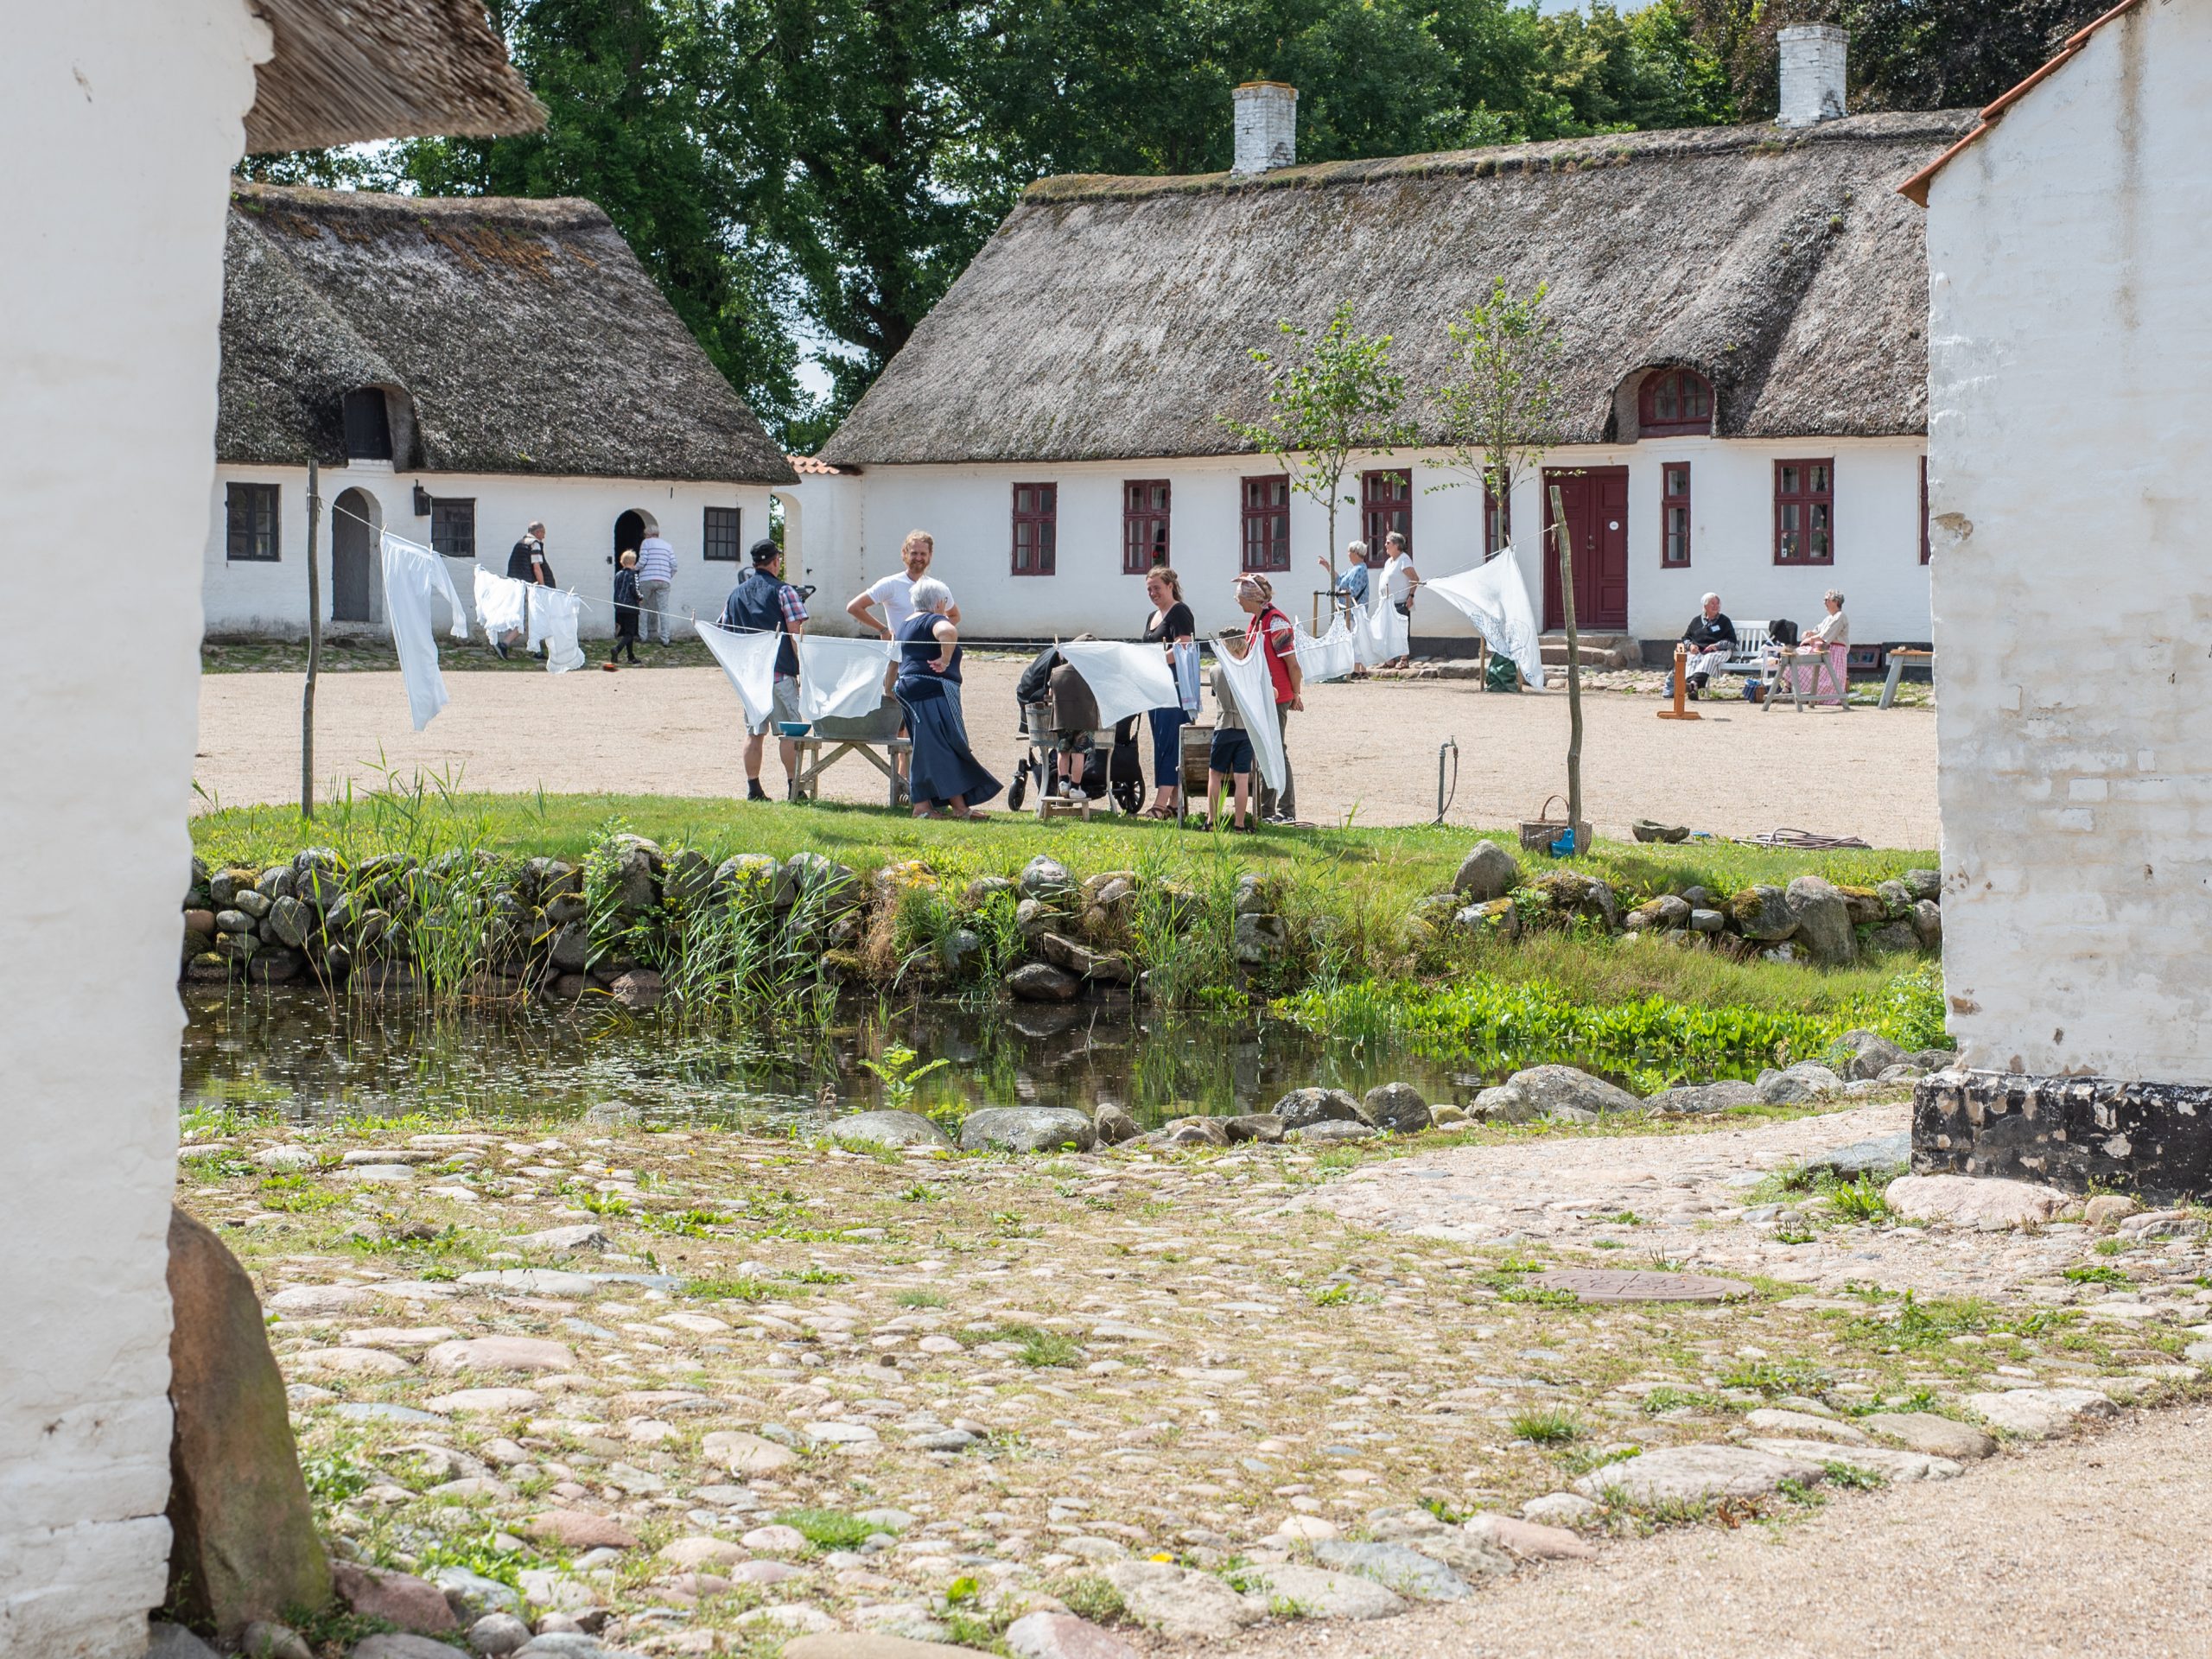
xmin=302 ymin=457 xmax=321 ymax=820
xmin=1547 ymin=483 xmax=1583 ymax=851
xmin=1657 ymin=639 xmax=1701 ymax=721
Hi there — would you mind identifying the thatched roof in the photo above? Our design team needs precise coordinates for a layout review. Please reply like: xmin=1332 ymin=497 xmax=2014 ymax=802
xmin=819 ymin=111 xmax=1975 ymax=467
xmin=219 ymin=183 xmax=796 ymax=485
xmin=246 ymin=0 xmax=543 ymax=153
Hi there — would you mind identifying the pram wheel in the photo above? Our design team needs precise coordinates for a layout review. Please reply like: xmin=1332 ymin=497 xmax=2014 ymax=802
xmin=1007 ymin=771 xmax=1027 ymax=811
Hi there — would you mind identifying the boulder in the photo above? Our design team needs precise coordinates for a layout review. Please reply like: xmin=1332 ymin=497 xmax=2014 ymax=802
xmin=162 ymin=1207 xmax=330 ymax=1637
xmin=1644 ymin=1080 xmax=1758 ymax=1116
xmin=1903 ymin=867 xmax=1942 ymax=901
xmin=1754 ymin=1062 xmax=1845 ymax=1104
xmin=1868 ymin=920 xmax=1920 ymax=954
xmin=1270 ymin=1087 xmax=1370 ymax=1130
xmin=1730 ymin=885 xmax=1797 ymax=941
xmin=1831 ymin=1029 xmax=1907 ymax=1080
xmin=606 ymin=969 xmax=663 ymax=1013
xmin=331 ymin=1562 xmax=456 ymax=1635
xmin=1783 ymin=876 xmax=1856 ymax=965
xmin=1479 ymin=1065 xmax=1641 ymax=1122
xmin=1688 ymin=907 xmax=1727 ymax=933
xmin=1289 ymin=1121 xmax=1379 ymax=1146
xmin=1232 ymin=911 xmax=1288 ymax=964
xmin=1625 ymin=893 xmax=1693 ymax=932
xmin=1020 ymin=855 xmax=1074 ymax=900
xmin=828 ymin=1110 xmax=953 ymax=1151
xmin=959 ymin=1107 xmax=1096 ymax=1154
xmin=1835 ymin=885 xmax=1889 ymax=926
xmin=1223 ymin=1113 xmax=1285 ymax=1143
xmin=1874 ymin=878 xmax=1915 ymax=915
xmin=1039 ymin=931 xmax=1129 ymax=982
xmin=1150 ymin=1116 xmax=1230 ymax=1148
xmin=1092 ymin=1103 xmax=1140 ymax=1145
xmin=1885 ymin=1174 xmax=2074 ymax=1230
xmin=1452 ymin=842 xmax=1522 ymax=902
xmin=1573 ymin=1443 xmax=1828 ymax=1505
xmin=1910 ymin=899 xmax=1943 ymax=948
xmin=1455 ymin=897 xmax=1521 ymax=937
xmin=2083 ymin=1193 xmax=2143 ymax=1230
xmin=1005 ymin=962 xmax=1081 ymax=1003
xmin=548 ymin=921 xmax=589 ymax=973
xmin=1531 ymin=871 xmax=1618 ymax=929
xmin=1361 ymin=1083 xmax=1433 ymax=1134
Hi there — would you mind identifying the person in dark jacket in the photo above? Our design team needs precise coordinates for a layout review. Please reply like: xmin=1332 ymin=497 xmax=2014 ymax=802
xmin=1680 ymin=593 xmax=1738 ymax=698
xmin=721 ymin=538 xmax=808 ymax=801
xmin=897 ymin=578 xmax=999 ymax=818
xmin=607 ymin=547 xmax=640 ymax=666
xmin=498 ymin=521 xmax=554 ymax=658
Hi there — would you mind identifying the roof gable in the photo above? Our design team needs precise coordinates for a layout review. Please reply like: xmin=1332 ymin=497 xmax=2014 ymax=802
xmin=219 ymin=183 xmax=796 ymax=486
xmin=820 ymin=111 xmax=1973 ymax=468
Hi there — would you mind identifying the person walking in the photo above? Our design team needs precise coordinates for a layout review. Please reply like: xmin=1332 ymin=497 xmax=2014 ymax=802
xmin=607 ymin=547 xmax=641 ymax=666
xmin=1140 ymin=565 xmax=1195 ymax=818
xmin=895 ymin=577 xmax=999 ymax=819
xmin=721 ymin=538 xmax=807 ymax=802
xmin=633 ymin=520 xmax=677 ymax=645
xmin=1235 ymin=573 xmax=1301 ymax=823
xmin=498 ymin=520 xmax=554 ymax=658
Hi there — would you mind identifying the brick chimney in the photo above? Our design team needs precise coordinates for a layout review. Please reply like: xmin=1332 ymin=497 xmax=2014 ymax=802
xmin=1232 ymin=82 xmax=1299 ymax=175
xmin=1777 ymin=25 xmax=1848 ymax=126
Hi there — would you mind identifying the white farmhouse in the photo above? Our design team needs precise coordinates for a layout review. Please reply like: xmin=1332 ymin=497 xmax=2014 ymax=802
xmin=211 ymin=182 xmax=797 ymax=639
xmin=808 ymin=32 xmax=1965 ymax=666
xmin=3 ymin=4 xmax=537 ymax=1655
xmin=1906 ymin=0 xmax=2212 ymax=1195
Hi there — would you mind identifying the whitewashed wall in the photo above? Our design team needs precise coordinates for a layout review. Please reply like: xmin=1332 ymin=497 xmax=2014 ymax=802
xmin=207 ymin=464 xmax=778 ymax=639
xmin=802 ymin=439 xmax=1929 ymax=648
xmin=3 ymin=4 xmax=270 ymax=1655
xmin=1927 ymin=0 xmax=2212 ymax=1081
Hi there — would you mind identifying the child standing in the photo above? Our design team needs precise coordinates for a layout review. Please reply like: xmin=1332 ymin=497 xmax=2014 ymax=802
xmin=608 ymin=547 xmax=641 ymax=666
xmin=1206 ymin=652 xmax=1255 ymax=832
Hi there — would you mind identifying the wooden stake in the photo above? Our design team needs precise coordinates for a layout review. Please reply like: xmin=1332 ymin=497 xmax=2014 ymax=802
xmin=302 ymin=458 xmax=320 ymax=819
xmin=1548 ymin=483 xmax=1583 ymax=850
xmin=1657 ymin=639 xmax=1702 ymax=720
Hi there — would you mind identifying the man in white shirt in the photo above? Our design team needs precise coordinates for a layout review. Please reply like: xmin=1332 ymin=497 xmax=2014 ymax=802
xmin=846 ymin=529 xmax=962 ymax=639
xmin=633 ymin=523 xmax=677 ymax=645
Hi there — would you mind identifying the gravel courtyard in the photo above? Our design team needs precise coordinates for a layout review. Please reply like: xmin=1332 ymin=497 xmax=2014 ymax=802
xmin=194 ymin=663 xmax=1938 ymax=847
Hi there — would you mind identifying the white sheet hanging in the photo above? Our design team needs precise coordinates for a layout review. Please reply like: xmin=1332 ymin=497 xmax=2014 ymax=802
xmin=526 ymin=587 xmax=587 ymax=673
xmin=1292 ymin=617 xmax=1357 ymax=683
xmin=1055 ymin=639 xmax=1180 ymax=728
xmin=474 ymin=567 xmax=529 ymax=643
xmin=797 ymin=633 xmax=896 ymax=722
xmin=1351 ymin=583 xmax=1409 ymax=666
xmin=380 ymin=533 xmax=469 ymax=730
xmin=1211 ymin=639 xmax=1287 ymax=794
xmin=696 ymin=618 xmax=781 ymax=727
xmin=1170 ymin=639 xmax=1204 ymax=717
xmin=1421 ymin=543 xmax=1548 ymax=690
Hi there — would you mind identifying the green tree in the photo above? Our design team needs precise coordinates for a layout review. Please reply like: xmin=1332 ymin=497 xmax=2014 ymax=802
xmin=1221 ymin=302 xmax=1416 ymax=586
xmin=1433 ymin=276 xmax=1565 ymax=550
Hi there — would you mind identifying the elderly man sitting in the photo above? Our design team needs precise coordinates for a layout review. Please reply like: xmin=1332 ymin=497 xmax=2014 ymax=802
xmin=1680 ymin=593 xmax=1737 ymax=700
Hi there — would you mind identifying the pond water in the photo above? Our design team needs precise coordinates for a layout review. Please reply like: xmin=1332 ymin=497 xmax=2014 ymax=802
xmin=179 ymin=986 xmax=1491 ymax=1132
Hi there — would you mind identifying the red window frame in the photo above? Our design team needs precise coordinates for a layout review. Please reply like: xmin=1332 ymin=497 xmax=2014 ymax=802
xmin=1919 ymin=456 xmax=1931 ymax=564
xmin=1361 ymin=467 xmax=1411 ymax=556
xmin=1774 ymin=459 xmax=1834 ymax=565
xmin=1662 ymin=462 xmax=1692 ymax=566
xmin=1639 ymin=367 xmax=1713 ymax=437
xmin=1241 ymin=474 xmax=1290 ymax=572
xmin=1012 ymin=482 xmax=1057 ymax=575
xmin=1122 ymin=480 xmax=1170 ymax=575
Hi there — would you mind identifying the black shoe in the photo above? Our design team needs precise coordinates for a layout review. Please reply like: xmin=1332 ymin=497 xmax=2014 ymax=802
xmin=747 ymin=781 xmax=771 ymax=803
xmin=493 ymin=640 xmax=509 ymax=660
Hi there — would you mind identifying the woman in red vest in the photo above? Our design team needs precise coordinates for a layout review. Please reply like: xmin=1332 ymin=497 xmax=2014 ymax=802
xmin=1234 ymin=573 xmax=1301 ymax=823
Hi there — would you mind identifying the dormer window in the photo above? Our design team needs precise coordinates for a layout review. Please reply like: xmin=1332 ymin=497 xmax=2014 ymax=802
xmin=1638 ymin=368 xmax=1713 ymax=437
xmin=341 ymin=387 xmax=394 ymax=461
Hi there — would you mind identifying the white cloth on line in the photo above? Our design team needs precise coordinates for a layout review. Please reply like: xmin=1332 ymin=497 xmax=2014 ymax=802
xmin=526 ymin=587 xmax=587 ymax=673
xmin=1055 ymin=639 xmax=1180 ymax=728
xmin=474 ymin=567 xmax=530 ymax=642
xmin=797 ymin=633 xmax=895 ymax=722
xmin=1420 ymin=543 xmax=1548 ymax=690
xmin=1211 ymin=640 xmax=1287 ymax=794
xmin=380 ymin=533 xmax=469 ymax=730
xmin=696 ymin=618 xmax=782 ymax=728
xmin=1352 ymin=578 xmax=1409 ymax=666
xmin=1170 ymin=639 xmax=1204 ymax=717
xmin=1292 ymin=617 xmax=1357 ymax=683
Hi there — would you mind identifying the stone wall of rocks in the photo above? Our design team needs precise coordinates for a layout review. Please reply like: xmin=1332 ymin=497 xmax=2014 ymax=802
xmin=1915 ymin=1069 xmax=2212 ymax=1203
xmin=1417 ymin=842 xmax=1943 ymax=967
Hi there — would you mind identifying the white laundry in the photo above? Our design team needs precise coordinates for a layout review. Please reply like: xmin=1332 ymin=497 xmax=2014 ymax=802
xmin=526 ymin=587 xmax=587 ymax=674
xmin=1056 ymin=639 xmax=1180 ymax=728
xmin=379 ymin=533 xmax=469 ymax=731
xmin=797 ymin=633 xmax=895 ymax=722
xmin=1292 ymin=616 xmax=1357 ymax=683
xmin=1211 ymin=639 xmax=1287 ymax=794
xmin=1421 ymin=544 xmax=1548 ymax=690
xmin=1352 ymin=580 xmax=1409 ymax=666
xmin=1170 ymin=639 xmax=1204 ymax=717
xmin=473 ymin=567 xmax=529 ymax=643
xmin=696 ymin=618 xmax=781 ymax=728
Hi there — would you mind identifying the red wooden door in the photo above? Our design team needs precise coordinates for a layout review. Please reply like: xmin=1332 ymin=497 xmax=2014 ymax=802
xmin=1541 ymin=467 xmax=1630 ymax=631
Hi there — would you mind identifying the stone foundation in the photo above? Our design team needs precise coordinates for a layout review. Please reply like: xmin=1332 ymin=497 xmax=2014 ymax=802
xmin=1914 ymin=1068 xmax=2212 ymax=1203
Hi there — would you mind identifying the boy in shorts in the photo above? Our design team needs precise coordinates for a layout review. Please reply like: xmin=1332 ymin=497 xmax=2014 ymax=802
xmin=1207 ymin=658 xmax=1255 ymax=832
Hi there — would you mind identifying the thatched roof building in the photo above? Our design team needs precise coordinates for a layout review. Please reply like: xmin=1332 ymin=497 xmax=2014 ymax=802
xmin=219 ymin=182 xmax=795 ymax=485
xmin=819 ymin=111 xmax=1974 ymax=468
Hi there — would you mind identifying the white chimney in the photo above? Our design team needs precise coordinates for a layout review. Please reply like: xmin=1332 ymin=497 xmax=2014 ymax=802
xmin=1777 ymin=25 xmax=1848 ymax=126
xmin=1232 ymin=81 xmax=1299 ymax=175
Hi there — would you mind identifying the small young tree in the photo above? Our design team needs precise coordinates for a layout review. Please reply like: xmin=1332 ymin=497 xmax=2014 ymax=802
xmin=1433 ymin=276 xmax=1565 ymax=550
xmin=1221 ymin=302 xmax=1416 ymax=586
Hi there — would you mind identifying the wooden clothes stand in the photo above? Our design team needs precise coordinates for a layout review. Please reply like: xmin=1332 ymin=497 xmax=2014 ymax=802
xmin=787 ymin=735 xmax=912 ymax=805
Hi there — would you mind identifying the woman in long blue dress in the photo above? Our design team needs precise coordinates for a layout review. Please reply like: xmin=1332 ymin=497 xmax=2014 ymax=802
xmin=895 ymin=578 xmax=1001 ymax=818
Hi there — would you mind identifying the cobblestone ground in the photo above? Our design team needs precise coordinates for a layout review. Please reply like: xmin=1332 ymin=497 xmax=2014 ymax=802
xmin=176 ymin=1096 xmax=2212 ymax=1656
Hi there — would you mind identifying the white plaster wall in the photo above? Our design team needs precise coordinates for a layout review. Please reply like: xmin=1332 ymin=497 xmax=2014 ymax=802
xmin=1 ymin=4 xmax=270 ymax=1654
xmin=1927 ymin=0 xmax=2212 ymax=1081
xmin=808 ymin=441 xmax=1929 ymax=649
xmin=205 ymin=466 xmax=776 ymax=639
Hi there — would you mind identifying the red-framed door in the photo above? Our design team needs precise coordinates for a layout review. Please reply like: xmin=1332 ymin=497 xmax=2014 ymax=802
xmin=1541 ymin=467 xmax=1629 ymax=631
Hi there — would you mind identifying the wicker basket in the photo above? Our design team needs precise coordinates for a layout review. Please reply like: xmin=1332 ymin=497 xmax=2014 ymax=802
xmin=1519 ymin=794 xmax=1591 ymax=852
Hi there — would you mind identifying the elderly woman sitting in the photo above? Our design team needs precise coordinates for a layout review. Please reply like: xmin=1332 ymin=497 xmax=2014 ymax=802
xmin=894 ymin=577 xmax=1001 ymax=818
xmin=1797 ymin=588 xmax=1851 ymax=705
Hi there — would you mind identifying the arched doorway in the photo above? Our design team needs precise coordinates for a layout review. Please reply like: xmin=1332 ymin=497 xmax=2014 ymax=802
xmin=331 ymin=487 xmax=381 ymax=624
xmin=772 ymin=490 xmax=801 ymax=575
xmin=613 ymin=510 xmax=651 ymax=558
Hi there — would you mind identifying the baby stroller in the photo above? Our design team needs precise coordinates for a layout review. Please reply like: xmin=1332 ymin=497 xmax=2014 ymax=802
xmin=1007 ymin=702 xmax=1143 ymax=816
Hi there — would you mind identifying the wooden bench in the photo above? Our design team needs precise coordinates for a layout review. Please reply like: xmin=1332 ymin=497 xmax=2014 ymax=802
xmin=787 ymin=735 xmax=912 ymax=806
xmin=1879 ymin=647 xmax=1934 ymax=709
